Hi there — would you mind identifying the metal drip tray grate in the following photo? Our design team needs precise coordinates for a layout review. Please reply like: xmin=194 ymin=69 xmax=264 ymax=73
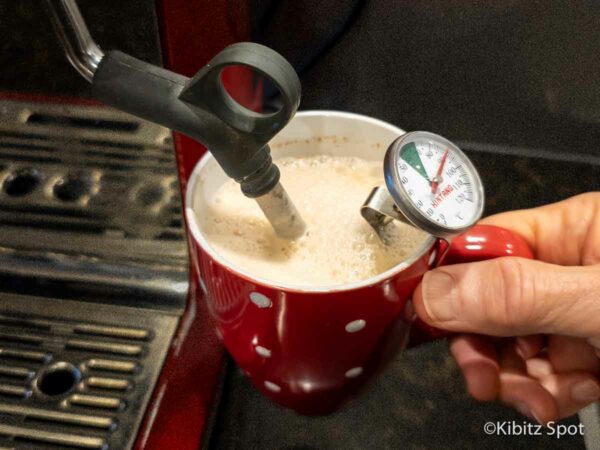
xmin=0 ymin=294 xmax=178 ymax=450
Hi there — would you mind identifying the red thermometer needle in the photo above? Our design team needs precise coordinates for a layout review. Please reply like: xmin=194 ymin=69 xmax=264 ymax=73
xmin=430 ymin=149 xmax=449 ymax=194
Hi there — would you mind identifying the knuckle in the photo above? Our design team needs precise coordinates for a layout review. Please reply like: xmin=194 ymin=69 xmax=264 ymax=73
xmin=582 ymin=211 xmax=600 ymax=266
xmin=574 ymin=191 xmax=600 ymax=204
xmin=483 ymin=258 xmax=537 ymax=332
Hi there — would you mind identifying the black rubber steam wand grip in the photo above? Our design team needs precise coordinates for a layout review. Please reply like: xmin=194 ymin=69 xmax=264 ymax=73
xmin=91 ymin=43 xmax=301 ymax=198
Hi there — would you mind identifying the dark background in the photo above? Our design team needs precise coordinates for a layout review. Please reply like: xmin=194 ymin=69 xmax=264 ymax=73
xmin=1 ymin=1 xmax=598 ymax=449
xmin=0 ymin=1 xmax=161 ymax=96
xmin=252 ymin=0 xmax=600 ymax=158
xmin=4 ymin=1 xmax=599 ymax=158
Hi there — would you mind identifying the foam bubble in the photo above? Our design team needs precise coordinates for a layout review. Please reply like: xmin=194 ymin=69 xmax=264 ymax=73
xmin=198 ymin=155 xmax=428 ymax=286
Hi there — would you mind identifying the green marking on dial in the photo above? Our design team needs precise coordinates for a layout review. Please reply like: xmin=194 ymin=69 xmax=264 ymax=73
xmin=400 ymin=142 xmax=430 ymax=181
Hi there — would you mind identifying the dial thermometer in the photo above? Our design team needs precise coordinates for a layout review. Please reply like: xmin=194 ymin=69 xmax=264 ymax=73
xmin=361 ymin=131 xmax=484 ymax=240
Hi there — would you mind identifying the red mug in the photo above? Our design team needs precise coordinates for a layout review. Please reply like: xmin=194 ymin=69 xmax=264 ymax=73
xmin=185 ymin=111 xmax=533 ymax=415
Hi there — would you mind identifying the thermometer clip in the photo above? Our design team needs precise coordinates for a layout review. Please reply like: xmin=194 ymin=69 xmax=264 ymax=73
xmin=361 ymin=186 xmax=411 ymax=242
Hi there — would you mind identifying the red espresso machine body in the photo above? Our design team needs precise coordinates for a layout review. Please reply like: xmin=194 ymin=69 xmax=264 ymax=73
xmin=135 ymin=1 xmax=254 ymax=449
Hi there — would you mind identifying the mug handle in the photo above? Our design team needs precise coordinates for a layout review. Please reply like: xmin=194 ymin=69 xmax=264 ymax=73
xmin=407 ymin=224 xmax=534 ymax=346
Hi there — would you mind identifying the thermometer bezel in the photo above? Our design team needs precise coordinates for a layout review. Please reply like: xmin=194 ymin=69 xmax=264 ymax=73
xmin=384 ymin=131 xmax=485 ymax=239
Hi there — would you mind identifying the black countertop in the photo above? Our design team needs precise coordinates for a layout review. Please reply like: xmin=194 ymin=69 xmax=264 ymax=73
xmin=211 ymin=345 xmax=581 ymax=450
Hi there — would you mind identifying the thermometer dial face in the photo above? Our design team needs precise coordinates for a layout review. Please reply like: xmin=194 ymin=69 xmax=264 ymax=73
xmin=384 ymin=131 xmax=484 ymax=238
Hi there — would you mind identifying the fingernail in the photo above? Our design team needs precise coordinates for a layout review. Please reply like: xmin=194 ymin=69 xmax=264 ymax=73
xmin=515 ymin=337 xmax=531 ymax=359
xmin=571 ymin=380 xmax=600 ymax=403
xmin=514 ymin=403 xmax=545 ymax=425
xmin=514 ymin=402 xmax=533 ymax=420
xmin=588 ymin=337 xmax=600 ymax=346
xmin=421 ymin=270 xmax=456 ymax=323
xmin=515 ymin=338 xmax=527 ymax=359
xmin=531 ymin=410 xmax=545 ymax=427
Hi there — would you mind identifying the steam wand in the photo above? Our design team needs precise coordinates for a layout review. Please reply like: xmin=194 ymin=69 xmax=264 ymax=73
xmin=44 ymin=0 xmax=306 ymax=240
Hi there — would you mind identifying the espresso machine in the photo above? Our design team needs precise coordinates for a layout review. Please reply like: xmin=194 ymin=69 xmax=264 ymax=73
xmin=0 ymin=1 xmax=259 ymax=449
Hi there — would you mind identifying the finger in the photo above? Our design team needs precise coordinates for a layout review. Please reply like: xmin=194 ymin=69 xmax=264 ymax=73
xmin=588 ymin=337 xmax=600 ymax=358
xmin=499 ymin=372 xmax=558 ymax=425
xmin=516 ymin=335 xmax=545 ymax=359
xmin=540 ymin=373 xmax=600 ymax=419
xmin=480 ymin=192 xmax=600 ymax=266
xmin=498 ymin=344 xmax=558 ymax=424
xmin=547 ymin=336 xmax=600 ymax=375
xmin=499 ymin=339 xmax=527 ymax=373
xmin=526 ymin=357 xmax=554 ymax=379
xmin=413 ymin=257 xmax=600 ymax=338
xmin=449 ymin=335 xmax=499 ymax=401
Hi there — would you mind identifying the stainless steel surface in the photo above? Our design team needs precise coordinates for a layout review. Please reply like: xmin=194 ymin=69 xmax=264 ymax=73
xmin=0 ymin=99 xmax=188 ymax=307
xmin=0 ymin=423 xmax=106 ymax=449
xmin=85 ymin=377 xmax=130 ymax=391
xmin=45 ymin=0 xmax=104 ymax=82
xmin=0 ymin=293 xmax=178 ymax=450
xmin=86 ymin=359 xmax=136 ymax=374
xmin=0 ymin=98 xmax=186 ymax=449
xmin=0 ymin=249 xmax=187 ymax=308
xmin=255 ymin=182 xmax=306 ymax=240
xmin=360 ymin=186 xmax=410 ymax=242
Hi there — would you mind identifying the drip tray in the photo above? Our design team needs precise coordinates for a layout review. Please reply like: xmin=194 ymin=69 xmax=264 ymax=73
xmin=0 ymin=293 xmax=178 ymax=450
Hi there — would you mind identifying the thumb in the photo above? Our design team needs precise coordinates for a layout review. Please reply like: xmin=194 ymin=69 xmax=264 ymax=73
xmin=413 ymin=257 xmax=600 ymax=338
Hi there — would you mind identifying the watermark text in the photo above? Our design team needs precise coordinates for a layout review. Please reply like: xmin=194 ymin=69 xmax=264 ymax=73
xmin=484 ymin=420 xmax=584 ymax=439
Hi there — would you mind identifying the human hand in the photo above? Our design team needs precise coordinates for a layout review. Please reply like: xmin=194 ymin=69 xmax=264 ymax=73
xmin=413 ymin=192 xmax=600 ymax=424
